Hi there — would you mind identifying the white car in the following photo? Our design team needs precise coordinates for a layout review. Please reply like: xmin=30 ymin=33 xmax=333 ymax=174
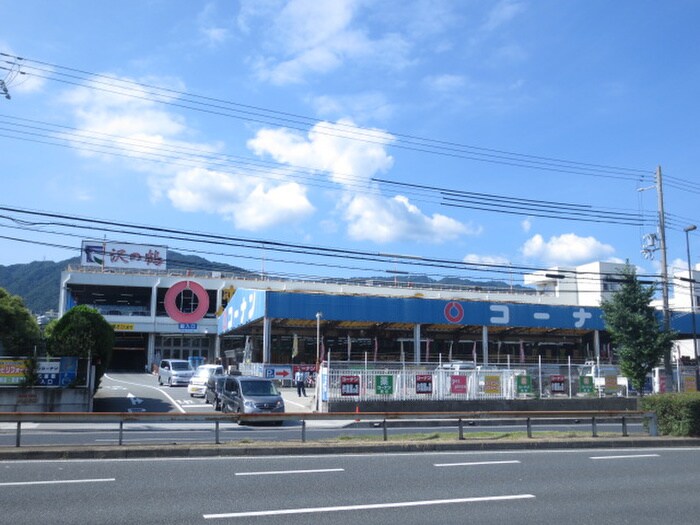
xmin=187 ymin=364 xmax=224 ymax=397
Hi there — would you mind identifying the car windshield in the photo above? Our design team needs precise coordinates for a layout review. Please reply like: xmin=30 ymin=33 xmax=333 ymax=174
xmin=171 ymin=362 xmax=192 ymax=371
xmin=240 ymin=380 xmax=279 ymax=396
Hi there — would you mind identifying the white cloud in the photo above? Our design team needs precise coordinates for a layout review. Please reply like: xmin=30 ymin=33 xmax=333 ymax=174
xmin=248 ymin=118 xmax=394 ymax=186
xmin=521 ymin=233 xmax=615 ymax=266
xmin=670 ymin=257 xmax=690 ymax=274
xmin=482 ymin=0 xmax=526 ymax=32
xmin=309 ymin=92 xmax=394 ymax=123
xmin=248 ymin=118 xmax=477 ymax=243
xmin=60 ymin=74 xmax=316 ymax=230
xmin=521 ymin=218 xmax=532 ymax=233
xmin=424 ymin=74 xmax=467 ymax=93
xmin=166 ymin=167 xmax=314 ymax=230
xmin=463 ymin=253 xmax=510 ymax=266
xmin=249 ymin=0 xmax=411 ymax=84
xmin=345 ymin=194 xmax=474 ymax=243
xmin=197 ymin=3 xmax=231 ymax=47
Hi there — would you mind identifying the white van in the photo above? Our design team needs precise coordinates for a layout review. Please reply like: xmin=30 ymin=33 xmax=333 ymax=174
xmin=157 ymin=359 xmax=194 ymax=387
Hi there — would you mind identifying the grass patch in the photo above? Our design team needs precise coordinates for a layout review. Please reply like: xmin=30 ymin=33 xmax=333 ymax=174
xmin=331 ymin=430 xmax=621 ymax=443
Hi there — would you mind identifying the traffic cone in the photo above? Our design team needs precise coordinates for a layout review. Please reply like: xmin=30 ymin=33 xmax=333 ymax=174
xmin=354 ymin=404 xmax=360 ymax=422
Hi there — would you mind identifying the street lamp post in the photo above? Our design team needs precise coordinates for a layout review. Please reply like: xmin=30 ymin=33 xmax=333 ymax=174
xmin=684 ymin=225 xmax=698 ymax=391
xmin=315 ymin=312 xmax=323 ymax=369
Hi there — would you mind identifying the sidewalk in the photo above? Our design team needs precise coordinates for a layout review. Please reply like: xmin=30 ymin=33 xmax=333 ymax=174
xmin=279 ymin=387 xmax=316 ymax=413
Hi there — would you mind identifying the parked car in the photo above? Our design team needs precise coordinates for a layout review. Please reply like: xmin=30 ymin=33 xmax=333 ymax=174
xmin=204 ymin=374 xmax=227 ymax=410
xmin=187 ymin=364 xmax=224 ymax=397
xmin=158 ymin=359 xmax=194 ymax=387
xmin=220 ymin=376 xmax=285 ymax=423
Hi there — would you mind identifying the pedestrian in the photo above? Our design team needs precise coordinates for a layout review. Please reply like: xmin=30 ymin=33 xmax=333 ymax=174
xmin=295 ymin=369 xmax=307 ymax=397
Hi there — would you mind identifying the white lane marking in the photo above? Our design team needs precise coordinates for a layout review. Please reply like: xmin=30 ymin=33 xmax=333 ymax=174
xmin=235 ymin=468 xmax=344 ymax=477
xmin=0 ymin=478 xmax=115 ymax=487
xmin=103 ymin=374 xmax=185 ymax=414
xmin=590 ymin=454 xmax=660 ymax=460
xmin=284 ymin=399 xmax=309 ymax=409
xmin=203 ymin=494 xmax=535 ymax=519
xmin=434 ymin=460 xmax=521 ymax=467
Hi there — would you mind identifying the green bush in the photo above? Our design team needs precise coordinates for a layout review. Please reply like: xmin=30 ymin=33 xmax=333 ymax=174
xmin=641 ymin=393 xmax=700 ymax=437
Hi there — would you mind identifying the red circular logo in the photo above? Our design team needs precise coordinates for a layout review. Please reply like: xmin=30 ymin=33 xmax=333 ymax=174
xmin=164 ymin=281 xmax=210 ymax=323
xmin=444 ymin=301 xmax=464 ymax=323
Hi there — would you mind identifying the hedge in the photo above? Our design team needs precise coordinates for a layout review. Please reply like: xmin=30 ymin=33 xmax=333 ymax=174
xmin=640 ymin=393 xmax=700 ymax=437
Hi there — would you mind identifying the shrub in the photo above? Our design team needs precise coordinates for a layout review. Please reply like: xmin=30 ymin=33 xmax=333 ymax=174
xmin=641 ymin=393 xmax=700 ymax=437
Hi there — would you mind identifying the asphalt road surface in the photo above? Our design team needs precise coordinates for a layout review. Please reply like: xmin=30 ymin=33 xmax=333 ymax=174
xmin=2 ymin=447 xmax=699 ymax=524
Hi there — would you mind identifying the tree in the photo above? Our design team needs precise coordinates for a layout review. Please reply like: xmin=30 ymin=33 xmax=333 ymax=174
xmin=48 ymin=305 xmax=114 ymax=389
xmin=0 ymin=287 xmax=41 ymax=355
xmin=601 ymin=264 xmax=675 ymax=395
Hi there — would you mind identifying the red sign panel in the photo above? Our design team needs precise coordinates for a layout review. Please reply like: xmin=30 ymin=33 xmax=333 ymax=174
xmin=450 ymin=375 xmax=467 ymax=394
xmin=550 ymin=374 xmax=566 ymax=394
xmin=340 ymin=375 xmax=360 ymax=396
xmin=416 ymin=374 xmax=433 ymax=394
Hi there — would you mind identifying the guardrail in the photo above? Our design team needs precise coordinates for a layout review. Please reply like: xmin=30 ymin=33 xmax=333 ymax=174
xmin=0 ymin=410 xmax=657 ymax=447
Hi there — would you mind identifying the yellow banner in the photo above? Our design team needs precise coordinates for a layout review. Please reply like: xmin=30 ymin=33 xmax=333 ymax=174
xmin=0 ymin=359 xmax=28 ymax=385
xmin=112 ymin=323 xmax=135 ymax=331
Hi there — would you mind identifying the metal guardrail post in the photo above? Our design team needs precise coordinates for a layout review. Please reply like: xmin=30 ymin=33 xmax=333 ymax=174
xmin=526 ymin=417 xmax=532 ymax=438
xmin=648 ymin=413 xmax=658 ymax=437
xmin=458 ymin=418 xmax=464 ymax=440
xmin=591 ymin=416 xmax=597 ymax=438
xmin=301 ymin=420 xmax=306 ymax=443
xmin=621 ymin=416 xmax=628 ymax=437
xmin=118 ymin=421 xmax=124 ymax=446
xmin=15 ymin=421 xmax=21 ymax=448
xmin=382 ymin=419 xmax=387 ymax=442
xmin=215 ymin=421 xmax=220 ymax=444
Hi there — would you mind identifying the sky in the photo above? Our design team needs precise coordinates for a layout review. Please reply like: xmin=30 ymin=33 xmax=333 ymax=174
xmin=1 ymin=0 xmax=700 ymax=286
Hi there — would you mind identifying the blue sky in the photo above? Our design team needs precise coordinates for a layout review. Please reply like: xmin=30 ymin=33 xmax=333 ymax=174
xmin=1 ymin=0 xmax=699 ymax=285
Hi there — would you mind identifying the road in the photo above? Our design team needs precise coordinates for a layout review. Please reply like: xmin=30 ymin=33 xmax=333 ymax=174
xmin=2 ymin=447 xmax=699 ymax=524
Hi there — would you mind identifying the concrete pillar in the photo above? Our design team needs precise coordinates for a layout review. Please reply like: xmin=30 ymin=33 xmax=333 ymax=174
xmin=594 ymin=330 xmax=600 ymax=361
xmin=482 ymin=325 xmax=489 ymax=366
xmin=263 ymin=317 xmax=272 ymax=363
xmin=414 ymin=324 xmax=421 ymax=364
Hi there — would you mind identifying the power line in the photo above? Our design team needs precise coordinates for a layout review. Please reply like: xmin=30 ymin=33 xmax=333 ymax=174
xmin=0 ymin=114 xmax=663 ymax=228
xmin=0 ymin=52 xmax=658 ymax=182
xmin=0 ymin=206 xmax=665 ymax=289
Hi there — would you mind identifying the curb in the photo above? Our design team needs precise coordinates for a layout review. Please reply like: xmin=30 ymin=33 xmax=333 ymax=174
xmin=1 ymin=437 xmax=699 ymax=461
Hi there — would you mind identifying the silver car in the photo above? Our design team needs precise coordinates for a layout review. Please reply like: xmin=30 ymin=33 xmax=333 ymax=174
xmin=220 ymin=376 xmax=284 ymax=423
xmin=157 ymin=359 xmax=194 ymax=387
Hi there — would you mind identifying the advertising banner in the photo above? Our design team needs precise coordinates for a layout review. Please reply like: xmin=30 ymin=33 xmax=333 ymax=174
xmin=375 ymin=375 xmax=394 ymax=395
xmin=450 ymin=375 xmax=468 ymax=394
xmin=0 ymin=359 xmax=28 ymax=385
xmin=416 ymin=374 xmax=433 ymax=394
xmin=81 ymin=241 xmax=167 ymax=270
xmin=516 ymin=375 xmax=532 ymax=394
xmin=340 ymin=375 xmax=360 ymax=396
xmin=484 ymin=375 xmax=501 ymax=395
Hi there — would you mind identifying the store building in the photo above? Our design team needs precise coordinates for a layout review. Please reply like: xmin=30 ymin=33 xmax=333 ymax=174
xmin=59 ymin=242 xmax=699 ymax=371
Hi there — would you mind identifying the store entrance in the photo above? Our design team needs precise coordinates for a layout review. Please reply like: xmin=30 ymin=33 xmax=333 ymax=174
xmin=109 ymin=333 xmax=148 ymax=371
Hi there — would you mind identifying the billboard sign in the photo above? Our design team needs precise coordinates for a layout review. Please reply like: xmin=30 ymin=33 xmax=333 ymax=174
xmin=81 ymin=241 xmax=167 ymax=270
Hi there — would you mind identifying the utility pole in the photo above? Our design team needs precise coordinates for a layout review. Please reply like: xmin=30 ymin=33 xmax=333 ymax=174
xmin=656 ymin=166 xmax=674 ymax=390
